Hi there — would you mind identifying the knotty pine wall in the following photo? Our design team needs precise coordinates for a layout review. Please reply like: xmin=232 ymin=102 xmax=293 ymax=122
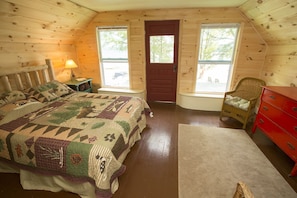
xmin=76 ymin=8 xmax=267 ymax=92
xmin=1 ymin=0 xmax=295 ymax=94
xmin=0 ymin=0 xmax=97 ymax=88
xmin=240 ymin=0 xmax=297 ymax=87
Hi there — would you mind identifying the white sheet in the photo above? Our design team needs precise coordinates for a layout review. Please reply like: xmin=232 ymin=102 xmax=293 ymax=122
xmin=0 ymin=160 xmax=111 ymax=198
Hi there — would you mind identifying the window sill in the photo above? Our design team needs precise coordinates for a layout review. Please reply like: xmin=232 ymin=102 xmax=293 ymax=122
xmin=97 ymin=88 xmax=145 ymax=98
xmin=177 ymin=93 xmax=224 ymax=111
xmin=180 ymin=92 xmax=224 ymax=99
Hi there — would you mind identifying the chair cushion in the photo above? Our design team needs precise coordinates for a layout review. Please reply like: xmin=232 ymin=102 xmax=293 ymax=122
xmin=224 ymin=95 xmax=250 ymax=111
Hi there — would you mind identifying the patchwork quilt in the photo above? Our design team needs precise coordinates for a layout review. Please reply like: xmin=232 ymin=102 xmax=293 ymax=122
xmin=0 ymin=92 xmax=150 ymax=197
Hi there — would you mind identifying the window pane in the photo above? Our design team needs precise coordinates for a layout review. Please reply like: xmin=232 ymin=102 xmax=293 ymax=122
xmin=199 ymin=27 xmax=237 ymax=61
xmin=101 ymin=62 xmax=129 ymax=87
xmin=99 ymin=29 xmax=128 ymax=59
xmin=150 ymin=35 xmax=174 ymax=63
xmin=98 ymin=27 xmax=130 ymax=88
xmin=196 ymin=63 xmax=230 ymax=93
xmin=196 ymin=24 xmax=239 ymax=93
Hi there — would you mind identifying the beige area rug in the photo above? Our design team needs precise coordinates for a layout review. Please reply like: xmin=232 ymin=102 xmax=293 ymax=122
xmin=178 ymin=124 xmax=297 ymax=198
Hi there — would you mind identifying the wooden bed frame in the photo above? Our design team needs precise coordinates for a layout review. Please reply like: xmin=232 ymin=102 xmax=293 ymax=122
xmin=0 ymin=59 xmax=55 ymax=93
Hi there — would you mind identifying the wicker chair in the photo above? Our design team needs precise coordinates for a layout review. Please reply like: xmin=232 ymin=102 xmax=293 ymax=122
xmin=220 ymin=77 xmax=266 ymax=129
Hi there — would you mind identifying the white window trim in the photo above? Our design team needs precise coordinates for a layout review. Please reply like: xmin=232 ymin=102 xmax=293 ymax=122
xmin=96 ymin=26 xmax=131 ymax=89
xmin=195 ymin=23 xmax=240 ymax=95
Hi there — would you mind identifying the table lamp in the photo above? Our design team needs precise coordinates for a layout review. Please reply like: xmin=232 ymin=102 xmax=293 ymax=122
xmin=65 ymin=59 xmax=78 ymax=80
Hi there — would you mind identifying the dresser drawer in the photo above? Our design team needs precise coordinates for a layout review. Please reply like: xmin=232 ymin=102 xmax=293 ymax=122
xmin=262 ymin=89 xmax=286 ymax=107
xmin=258 ymin=101 xmax=282 ymax=121
xmin=255 ymin=113 xmax=297 ymax=161
xmin=255 ymin=113 xmax=279 ymax=142
xmin=283 ymin=99 xmax=297 ymax=119
xmin=279 ymin=114 xmax=297 ymax=139
xmin=275 ymin=131 xmax=297 ymax=162
xmin=259 ymin=101 xmax=297 ymax=138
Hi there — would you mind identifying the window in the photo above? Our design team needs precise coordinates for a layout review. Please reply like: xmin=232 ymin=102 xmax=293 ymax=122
xmin=97 ymin=27 xmax=129 ymax=88
xmin=150 ymin=35 xmax=174 ymax=63
xmin=195 ymin=24 xmax=239 ymax=94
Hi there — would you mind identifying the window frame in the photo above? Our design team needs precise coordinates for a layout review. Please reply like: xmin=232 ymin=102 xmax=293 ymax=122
xmin=96 ymin=26 xmax=130 ymax=88
xmin=195 ymin=23 xmax=240 ymax=94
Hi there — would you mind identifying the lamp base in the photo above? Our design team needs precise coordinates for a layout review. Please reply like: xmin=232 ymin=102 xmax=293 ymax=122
xmin=70 ymin=69 xmax=76 ymax=81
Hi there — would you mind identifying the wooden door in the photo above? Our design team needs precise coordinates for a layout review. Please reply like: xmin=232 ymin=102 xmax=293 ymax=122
xmin=145 ymin=20 xmax=179 ymax=102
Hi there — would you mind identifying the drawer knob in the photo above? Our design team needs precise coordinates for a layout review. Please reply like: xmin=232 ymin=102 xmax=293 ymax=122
xmin=269 ymin=95 xmax=276 ymax=100
xmin=287 ymin=142 xmax=295 ymax=150
xmin=259 ymin=119 xmax=264 ymax=124
xmin=294 ymin=126 xmax=297 ymax=132
xmin=263 ymin=106 xmax=268 ymax=111
xmin=293 ymin=107 xmax=297 ymax=112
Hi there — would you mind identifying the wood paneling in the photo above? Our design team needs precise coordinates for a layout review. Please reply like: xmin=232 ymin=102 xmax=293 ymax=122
xmin=76 ymin=8 xmax=266 ymax=92
xmin=0 ymin=0 xmax=295 ymax=92
xmin=0 ymin=0 xmax=97 ymax=82
xmin=240 ymin=0 xmax=297 ymax=44
xmin=240 ymin=0 xmax=297 ymax=87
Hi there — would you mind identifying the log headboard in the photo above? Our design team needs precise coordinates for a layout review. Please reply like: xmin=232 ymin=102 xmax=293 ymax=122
xmin=0 ymin=59 xmax=56 ymax=93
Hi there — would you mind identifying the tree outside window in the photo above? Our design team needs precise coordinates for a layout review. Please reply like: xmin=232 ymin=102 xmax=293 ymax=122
xmin=196 ymin=24 xmax=239 ymax=93
xmin=150 ymin=35 xmax=174 ymax=63
xmin=97 ymin=27 xmax=129 ymax=88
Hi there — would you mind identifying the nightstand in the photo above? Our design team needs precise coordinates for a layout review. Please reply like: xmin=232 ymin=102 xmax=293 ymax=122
xmin=65 ymin=78 xmax=92 ymax=93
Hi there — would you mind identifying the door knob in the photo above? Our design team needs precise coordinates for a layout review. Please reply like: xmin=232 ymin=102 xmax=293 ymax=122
xmin=173 ymin=64 xmax=177 ymax=72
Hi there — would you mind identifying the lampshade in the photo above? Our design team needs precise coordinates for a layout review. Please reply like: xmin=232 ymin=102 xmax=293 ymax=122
xmin=65 ymin=59 xmax=78 ymax=69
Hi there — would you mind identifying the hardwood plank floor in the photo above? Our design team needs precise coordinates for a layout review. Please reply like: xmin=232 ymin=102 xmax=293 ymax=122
xmin=0 ymin=102 xmax=296 ymax=197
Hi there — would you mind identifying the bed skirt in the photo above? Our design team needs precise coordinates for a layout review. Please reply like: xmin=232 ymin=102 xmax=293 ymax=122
xmin=0 ymin=160 xmax=107 ymax=198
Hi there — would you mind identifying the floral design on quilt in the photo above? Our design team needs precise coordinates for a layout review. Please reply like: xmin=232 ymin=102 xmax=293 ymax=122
xmin=88 ymin=136 xmax=97 ymax=143
xmin=70 ymin=153 xmax=82 ymax=165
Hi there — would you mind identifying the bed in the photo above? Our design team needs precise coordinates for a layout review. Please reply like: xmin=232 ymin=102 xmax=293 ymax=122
xmin=0 ymin=59 xmax=151 ymax=198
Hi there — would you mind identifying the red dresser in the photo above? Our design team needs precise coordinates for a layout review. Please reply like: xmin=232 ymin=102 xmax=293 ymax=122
xmin=252 ymin=86 xmax=297 ymax=176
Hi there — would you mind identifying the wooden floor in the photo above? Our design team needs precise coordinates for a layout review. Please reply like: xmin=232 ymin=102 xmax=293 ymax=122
xmin=0 ymin=102 xmax=296 ymax=197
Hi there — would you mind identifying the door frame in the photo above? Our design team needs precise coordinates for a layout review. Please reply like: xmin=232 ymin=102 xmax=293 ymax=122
xmin=145 ymin=20 xmax=180 ymax=102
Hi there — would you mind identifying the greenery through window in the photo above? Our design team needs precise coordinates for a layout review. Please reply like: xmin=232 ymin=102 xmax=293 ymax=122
xmin=196 ymin=24 xmax=239 ymax=93
xmin=97 ymin=27 xmax=129 ymax=88
xmin=150 ymin=35 xmax=174 ymax=63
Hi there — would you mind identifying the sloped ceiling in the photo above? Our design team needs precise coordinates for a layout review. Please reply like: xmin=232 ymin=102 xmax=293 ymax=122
xmin=1 ymin=0 xmax=295 ymax=45
xmin=239 ymin=0 xmax=297 ymax=45
xmin=70 ymin=0 xmax=248 ymax=11
xmin=0 ymin=0 xmax=98 ymax=44
xmin=69 ymin=0 xmax=296 ymax=45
